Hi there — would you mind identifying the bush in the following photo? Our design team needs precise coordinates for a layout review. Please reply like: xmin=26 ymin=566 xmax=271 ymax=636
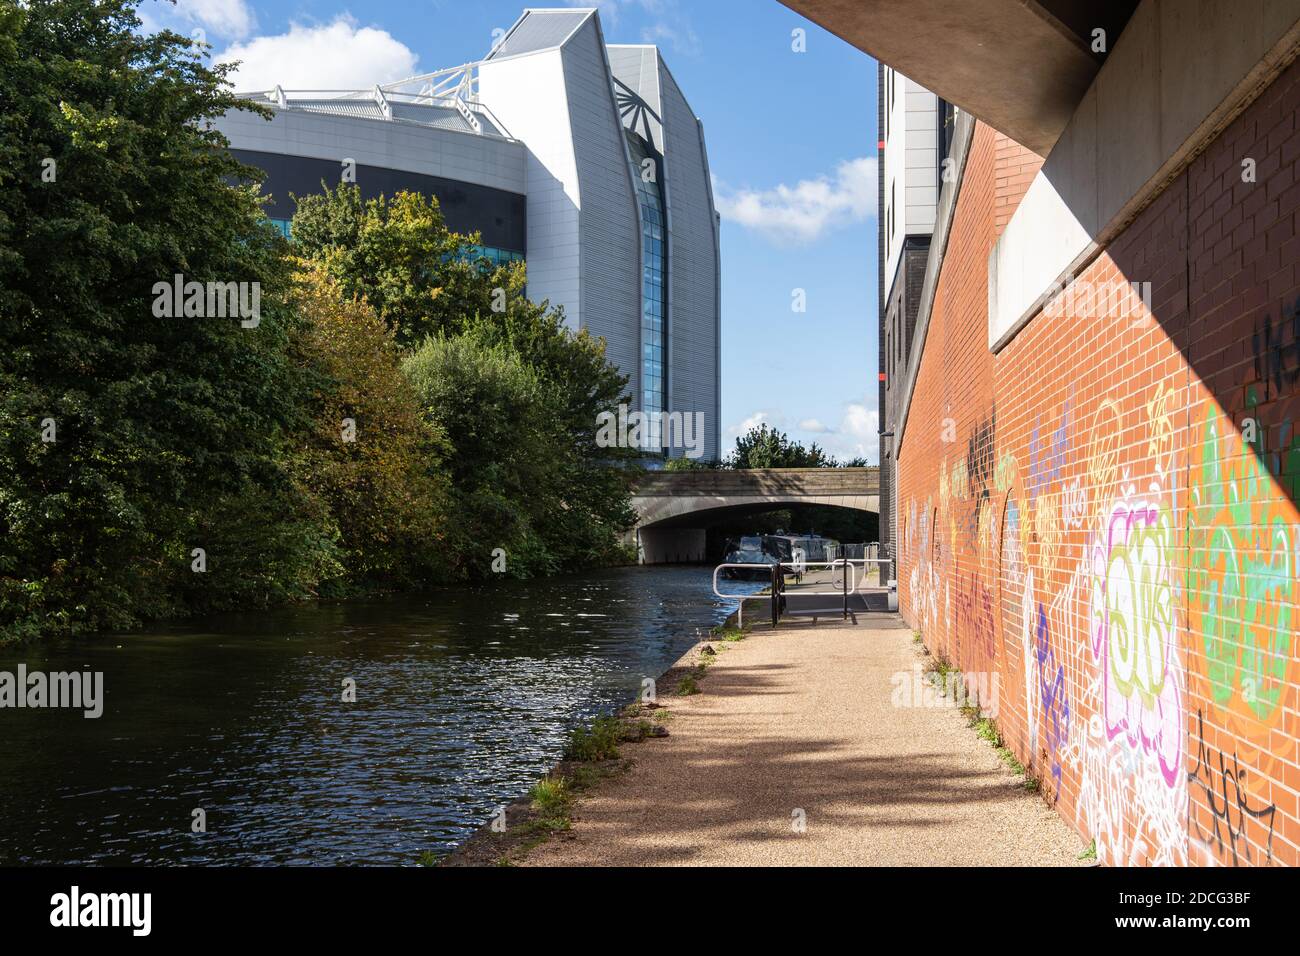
xmin=562 ymin=716 xmax=623 ymax=762
xmin=0 ymin=0 xmax=333 ymax=639
xmin=289 ymin=267 xmax=452 ymax=589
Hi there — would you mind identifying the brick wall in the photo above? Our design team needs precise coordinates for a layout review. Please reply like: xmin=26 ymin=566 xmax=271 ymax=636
xmin=896 ymin=58 xmax=1300 ymax=867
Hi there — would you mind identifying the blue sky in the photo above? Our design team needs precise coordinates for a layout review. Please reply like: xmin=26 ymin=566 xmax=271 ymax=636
xmin=141 ymin=0 xmax=879 ymax=462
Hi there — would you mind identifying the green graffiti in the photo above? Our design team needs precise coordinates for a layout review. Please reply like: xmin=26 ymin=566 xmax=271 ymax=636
xmin=1190 ymin=411 xmax=1294 ymax=721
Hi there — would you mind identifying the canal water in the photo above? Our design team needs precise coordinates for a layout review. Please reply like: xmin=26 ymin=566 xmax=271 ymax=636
xmin=0 ymin=566 xmax=764 ymax=865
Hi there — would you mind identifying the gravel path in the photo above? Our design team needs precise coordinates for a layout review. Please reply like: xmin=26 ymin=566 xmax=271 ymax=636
xmin=524 ymin=621 xmax=1086 ymax=866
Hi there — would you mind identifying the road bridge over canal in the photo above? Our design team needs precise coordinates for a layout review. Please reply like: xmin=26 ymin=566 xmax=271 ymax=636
xmin=630 ymin=467 xmax=879 ymax=564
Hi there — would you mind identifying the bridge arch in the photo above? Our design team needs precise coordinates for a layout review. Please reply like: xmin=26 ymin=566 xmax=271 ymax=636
xmin=628 ymin=468 xmax=879 ymax=564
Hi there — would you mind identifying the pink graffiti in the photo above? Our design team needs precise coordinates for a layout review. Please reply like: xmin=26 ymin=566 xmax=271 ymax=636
xmin=1089 ymin=499 xmax=1182 ymax=787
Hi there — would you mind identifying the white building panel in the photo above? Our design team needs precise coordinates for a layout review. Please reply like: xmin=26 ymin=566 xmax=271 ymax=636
xmin=658 ymin=62 xmax=722 ymax=462
xmin=882 ymin=70 xmax=940 ymax=290
xmin=212 ymin=108 xmax=527 ymax=195
xmin=561 ymin=18 xmax=642 ymax=394
xmin=478 ymin=47 xmax=584 ymax=329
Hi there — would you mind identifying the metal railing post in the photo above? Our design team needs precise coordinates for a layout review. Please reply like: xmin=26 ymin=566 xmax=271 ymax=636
xmin=771 ymin=562 xmax=780 ymax=630
xmin=842 ymin=559 xmax=848 ymax=620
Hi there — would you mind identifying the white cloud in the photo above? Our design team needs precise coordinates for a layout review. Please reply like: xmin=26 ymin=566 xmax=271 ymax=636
xmin=798 ymin=418 xmax=832 ymax=434
xmin=215 ymin=17 xmax=419 ymax=92
xmin=841 ymin=403 xmax=879 ymax=444
xmin=139 ymin=0 xmax=256 ymax=41
xmin=786 ymin=402 xmax=880 ymax=463
xmin=640 ymin=21 xmax=701 ymax=56
xmin=563 ymin=0 xmax=700 ymax=54
xmin=727 ymin=410 xmax=778 ymax=440
xmin=826 ymin=402 xmax=880 ymax=462
xmin=714 ymin=157 xmax=877 ymax=245
xmin=728 ymin=406 xmax=879 ymax=463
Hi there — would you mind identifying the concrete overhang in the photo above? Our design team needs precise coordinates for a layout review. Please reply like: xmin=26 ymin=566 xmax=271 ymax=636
xmin=779 ymin=0 xmax=1139 ymax=156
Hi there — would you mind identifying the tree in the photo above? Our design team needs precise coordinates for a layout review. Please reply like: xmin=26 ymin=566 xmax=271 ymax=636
xmin=402 ymin=335 xmax=561 ymax=578
xmin=289 ymin=265 xmax=453 ymax=590
xmin=293 ymin=186 xmax=638 ymax=578
xmin=0 ymin=0 xmax=334 ymax=639
xmin=726 ymin=424 xmax=838 ymax=469
xmin=290 ymin=183 xmax=510 ymax=347
xmin=663 ymin=456 xmax=720 ymax=472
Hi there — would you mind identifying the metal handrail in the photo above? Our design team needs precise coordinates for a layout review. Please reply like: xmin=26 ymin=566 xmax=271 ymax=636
xmin=714 ymin=559 xmax=868 ymax=628
xmin=713 ymin=557 xmax=898 ymax=630
xmin=773 ymin=559 xmax=860 ymax=596
xmin=712 ymin=562 xmax=779 ymax=629
xmin=851 ymin=558 xmax=895 ymax=593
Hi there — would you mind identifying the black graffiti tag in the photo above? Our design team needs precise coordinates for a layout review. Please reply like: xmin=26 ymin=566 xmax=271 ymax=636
xmin=1188 ymin=710 xmax=1276 ymax=866
xmin=1251 ymin=297 xmax=1300 ymax=398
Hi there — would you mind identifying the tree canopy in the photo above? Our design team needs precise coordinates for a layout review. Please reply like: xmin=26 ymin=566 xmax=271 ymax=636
xmin=0 ymin=2 xmax=638 ymax=642
xmin=0 ymin=0 xmax=333 ymax=637
xmin=725 ymin=424 xmax=840 ymax=469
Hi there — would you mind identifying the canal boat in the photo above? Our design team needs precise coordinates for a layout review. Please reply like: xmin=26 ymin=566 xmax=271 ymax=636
xmin=721 ymin=536 xmax=780 ymax=579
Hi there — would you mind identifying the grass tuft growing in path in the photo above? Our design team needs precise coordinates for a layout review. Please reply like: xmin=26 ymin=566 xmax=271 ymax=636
xmin=913 ymin=632 xmax=1042 ymax=793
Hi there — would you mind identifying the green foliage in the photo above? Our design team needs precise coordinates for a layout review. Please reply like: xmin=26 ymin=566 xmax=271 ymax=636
xmin=0 ymin=2 xmax=640 ymax=642
xmin=975 ymin=718 xmax=1002 ymax=746
xmin=0 ymin=0 xmax=336 ymax=638
xmin=664 ymin=456 xmax=720 ymax=472
xmin=402 ymin=334 xmax=560 ymax=578
xmin=528 ymin=776 xmax=572 ymax=822
xmin=562 ymin=716 xmax=623 ymax=762
xmin=711 ymin=623 xmax=749 ymax=642
xmin=925 ymin=654 xmax=955 ymax=688
xmin=298 ymin=182 xmax=637 ymax=583
xmin=726 ymin=423 xmax=838 ymax=469
xmin=288 ymin=266 xmax=453 ymax=589
xmin=289 ymin=184 xmax=504 ymax=348
xmin=675 ymin=673 xmax=700 ymax=696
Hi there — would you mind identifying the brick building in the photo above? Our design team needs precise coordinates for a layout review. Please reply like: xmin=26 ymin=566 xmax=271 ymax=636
xmin=790 ymin=0 xmax=1300 ymax=865
xmin=877 ymin=66 xmax=954 ymax=576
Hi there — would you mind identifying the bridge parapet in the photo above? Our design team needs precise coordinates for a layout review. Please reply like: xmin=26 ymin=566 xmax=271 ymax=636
xmin=633 ymin=467 xmax=879 ymax=498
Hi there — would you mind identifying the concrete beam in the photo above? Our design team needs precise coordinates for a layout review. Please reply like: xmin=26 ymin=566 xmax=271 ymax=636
xmin=633 ymin=467 xmax=879 ymax=499
xmin=779 ymin=0 xmax=1122 ymax=155
xmin=988 ymin=0 xmax=1300 ymax=352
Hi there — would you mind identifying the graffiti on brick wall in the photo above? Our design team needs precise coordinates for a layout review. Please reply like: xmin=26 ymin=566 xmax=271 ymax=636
xmin=1028 ymin=398 xmax=1071 ymax=503
xmin=953 ymin=412 xmax=1001 ymax=662
xmin=906 ymin=497 xmax=945 ymax=638
xmin=1067 ymin=384 xmax=1187 ymax=866
xmin=956 ymin=570 xmax=996 ymax=663
xmin=1189 ymin=404 xmax=1296 ymax=736
xmin=900 ymin=380 xmax=1300 ymax=866
xmin=956 ymin=388 xmax=1187 ymax=865
xmin=1188 ymin=710 xmax=1277 ymax=865
xmin=1251 ymin=296 xmax=1300 ymax=401
xmin=1187 ymin=400 xmax=1297 ymax=864
xmin=1088 ymin=495 xmax=1181 ymax=785
xmin=1033 ymin=604 xmax=1070 ymax=787
xmin=965 ymin=411 xmax=997 ymax=551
